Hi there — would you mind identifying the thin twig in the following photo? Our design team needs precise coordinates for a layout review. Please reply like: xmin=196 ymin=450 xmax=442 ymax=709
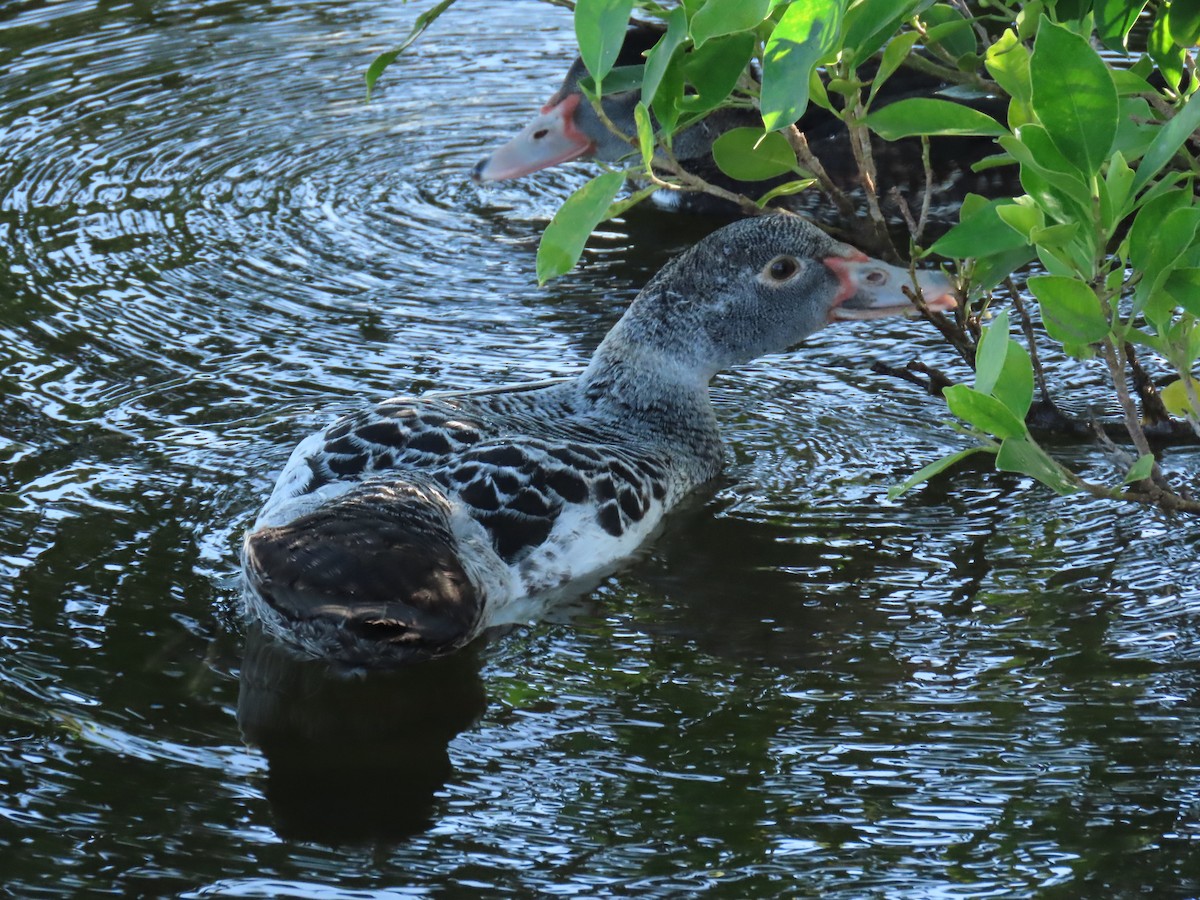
xmin=915 ymin=135 xmax=933 ymax=242
xmin=1006 ymin=278 xmax=1053 ymax=404
xmin=782 ymin=125 xmax=856 ymax=221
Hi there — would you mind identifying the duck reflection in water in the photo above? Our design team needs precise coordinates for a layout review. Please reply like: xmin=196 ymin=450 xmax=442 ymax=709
xmin=237 ymin=627 xmax=487 ymax=843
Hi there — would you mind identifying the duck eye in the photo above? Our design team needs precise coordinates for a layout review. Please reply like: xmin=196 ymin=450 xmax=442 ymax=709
xmin=765 ymin=255 xmax=800 ymax=282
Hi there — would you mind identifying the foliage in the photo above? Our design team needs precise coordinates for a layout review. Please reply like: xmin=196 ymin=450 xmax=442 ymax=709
xmin=370 ymin=0 xmax=1200 ymax=514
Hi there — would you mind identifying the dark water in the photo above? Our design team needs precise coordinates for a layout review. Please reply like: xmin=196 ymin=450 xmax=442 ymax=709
xmin=2 ymin=0 xmax=1199 ymax=895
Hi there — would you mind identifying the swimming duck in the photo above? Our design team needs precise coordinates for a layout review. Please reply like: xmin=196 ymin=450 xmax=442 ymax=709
xmin=472 ymin=27 xmax=1010 ymax=227
xmin=242 ymin=215 xmax=955 ymax=665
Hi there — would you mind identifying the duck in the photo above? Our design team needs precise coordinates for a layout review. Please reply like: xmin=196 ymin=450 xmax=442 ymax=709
xmin=242 ymin=215 xmax=956 ymax=666
xmin=472 ymin=27 xmax=1012 ymax=230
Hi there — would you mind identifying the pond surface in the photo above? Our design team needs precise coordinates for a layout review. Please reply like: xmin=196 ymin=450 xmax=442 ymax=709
xmin=2 ymin=0 xmax=1200 ymax=895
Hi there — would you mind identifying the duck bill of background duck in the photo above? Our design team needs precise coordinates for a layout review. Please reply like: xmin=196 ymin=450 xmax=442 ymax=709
xmin=823 ymin=255 xmax=957 ymax=321
xmin=472 ymin=94 xmax=595 ymax=181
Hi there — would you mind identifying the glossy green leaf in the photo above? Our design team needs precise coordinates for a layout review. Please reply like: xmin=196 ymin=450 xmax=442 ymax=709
xmin=888 ymin=446 xmax=992 ymax=500
xmin=1167 ymin=2 xmax=1200 ymax=48
xmin=641 ymin=6 xmax=688 ymax=106
xmin=1004 ymin=125 xmax=1091 ymax=206
xmin=537 ymin=171 xmax=626 ymax=285
xmin=843 ymin=0 xmax=923 ymax=67
xmin=996 ymin=436 xmax=1078 ymax=495
xmin=1129 ymin=194 xmax=1199 ymax=275
xmin=1027 ymin=275 xmax=1111 ymax=345
xmin=1095 ymin=0 xmax=1149 ymax=49
xmin=996 ymin=340 xmax=1035 ymax=419
xmin=1149 ymin=10 xmax=1186 ymax=91
xmin=577 ymin=65 xmax=644 ymax=98
xmin=634 ymin=101 xmax=654 ymax=169
xmin=1103 ymin=151 xmax=1136 ymax=226
xmin=575 ymin=0 xmax=635 ymax=88
xmin=974 ymin=309 xmax=1011 ymax=395
xmin=865 ymin=98 xmax=1005 ymax=140
xmin=929 ymin=196 xmax=1031 ymax=258
xmin=1030 ymin=17 xmax=1118 ymax=176
xmin=365 ymin=0 xmax=459 ymax=98
xmin=711 ymin=128 xmax=797 ymax=181
xmin=944 ymin=385 xmax=1028 ymax=439
xmin=1131 ymin=90 xmax=1200 ymax=194
xmin=920 ymin=4 xmax=977 ymax=60
xmin=690 ymin=0 xmax=772 ymax=47
xmin=1123 ymin=452 xmax=1156 ymax=484
xmin=868 ymin=32 xmax=921 ymax=105
xmin=985 ymin=29 xmax=1031 ymax=120
xmin=1164 ymin=268 xmax=1200 ymax=317
xmin=968 ymin=245 xmax=1039 ymax=295
xmin=755 ymin=178 xmax=817 ymax=208
xmin=996 ymin=202 xmax=1042 ymax=241
xmin=1161 ymin=379 xmax=1200 ymax=417
xmin=761 ymin=0 xmax=846 ymax=132
xmin=681 ymin=32 xmax=755 ymax=115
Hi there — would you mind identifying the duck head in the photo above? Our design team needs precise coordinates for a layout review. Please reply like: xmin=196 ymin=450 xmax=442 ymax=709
xmin=586 ymin=215 xmax=957 ymax=396
xmin=471 ymin=29 xmax=662 ymax=181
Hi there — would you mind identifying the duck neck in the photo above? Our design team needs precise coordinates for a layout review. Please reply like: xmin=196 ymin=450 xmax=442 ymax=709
xmin=579 ymin=312 xmax=721 ymax=438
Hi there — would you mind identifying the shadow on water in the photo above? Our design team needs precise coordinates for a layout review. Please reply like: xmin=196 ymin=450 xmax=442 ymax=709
xmin=237 ymin=627 xmax=488 ymax=844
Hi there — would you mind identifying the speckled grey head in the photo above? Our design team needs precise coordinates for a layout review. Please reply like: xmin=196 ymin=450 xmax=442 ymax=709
xmin=591 ymin=215 xmax=955 ymax=385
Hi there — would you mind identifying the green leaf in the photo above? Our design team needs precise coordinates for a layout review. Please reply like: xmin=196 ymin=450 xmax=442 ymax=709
xmin=996 ymin=201 xmax=1042 ymax=241
xmin=681 ymin=32 xmax=755 ymax=115
xmin=1167 ymin=2 xmax=1200 ymax=48
xmin=1149 ymin=10 xmax=1186 ymax=91
xmin=575 ymin=0 xmax=635 ymax=88
xmin=843 ymin=0 xmax=923 ymax=67
xmin=1095 ymin=0 xmax=1149 ymax=50
xmin=1161 ymin=379 xmax=1200 ymax=417
xmin=887 ymin=446 xmax=992 ymax=500
xmin=755 ymin=178 xmax=817 ymax=208
xmin=641 ymin=6 xmax=688 ymax=106
xmin=968 ymin=246 xmax=1039 ymax=295
xmin=1131 ymin=90 xmax=1200 ymax=194
xmin=868 ymin=32 xmax=922 ymax=105
xmin=920 ymin=3 xmax=977 ymax=60
xmin=996 ymin=436 xmax=1078 ymax=495
xmin=995 ymin=340 xmax=1035 ymax=419
xmin=1103 ymin=151 xmax=1136 ymax=226
xmin=985 ymin=29 xmax=1031 ymax=116
xmin=1164 ymin=268 xmax=1200 ymax=317
xmin=634 ymin=101 xmax=654 ymax=169
xmin=578 ymin=65 xmax=644 ymax=97
xmin=865 ymin=98 xmax=1005 ymax=140
xmin=1030 ymin=17 xmax=1119 ymax=177
xmin=1129 ymin=195 xmax=1200 ymax=288
xmin=944 ymin=385 xmax=1028 ymax=439
xmin=930 ymin=196 xmax=1032 ymax=258
xmin=650 ymin=50 xmax=685 ymax=135
xmin=1123 ymin=452 xmax=1156 ymax=484
xmin=711 ymin=128 xmax=797 ymax=181
xmin=365 ymin=0 xmax=459 ymax=98
xmin=1027 ymin=275 xmax=1111 ymax=345
xmin=536 ymin=171 xmax=626 ymax=285
xmin=1003 ymin=125 xmax=1092 ymax=208
xmin=690 ymin=0 xmax=772 ymax=47
xmin=975 ymin=309 xmax=1012 ymax=395
xmin=761 ymin=0 xmax=846 ymax=132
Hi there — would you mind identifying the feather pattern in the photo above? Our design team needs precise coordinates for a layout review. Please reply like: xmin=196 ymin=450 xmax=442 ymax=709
xmin=242 ymin=216 xmax=955 ymax=665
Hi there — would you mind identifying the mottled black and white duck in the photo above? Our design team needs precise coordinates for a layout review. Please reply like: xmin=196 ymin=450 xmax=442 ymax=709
xmin=473 ymin=27 xmax=1010 ymax=226
xmin=242 ymin=216 xmax=955 ymax=665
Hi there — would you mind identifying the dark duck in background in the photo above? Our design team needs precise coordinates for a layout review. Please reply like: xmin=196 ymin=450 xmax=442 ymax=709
xmin=473 ymin=26 xmax=1012 ymax=232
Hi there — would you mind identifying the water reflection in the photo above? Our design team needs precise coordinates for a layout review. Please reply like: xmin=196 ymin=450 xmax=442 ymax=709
xmin=3 ymin=0 xmax=1200 ymax=894
xmin=237 ymin=627 xmax=487 ymax=843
